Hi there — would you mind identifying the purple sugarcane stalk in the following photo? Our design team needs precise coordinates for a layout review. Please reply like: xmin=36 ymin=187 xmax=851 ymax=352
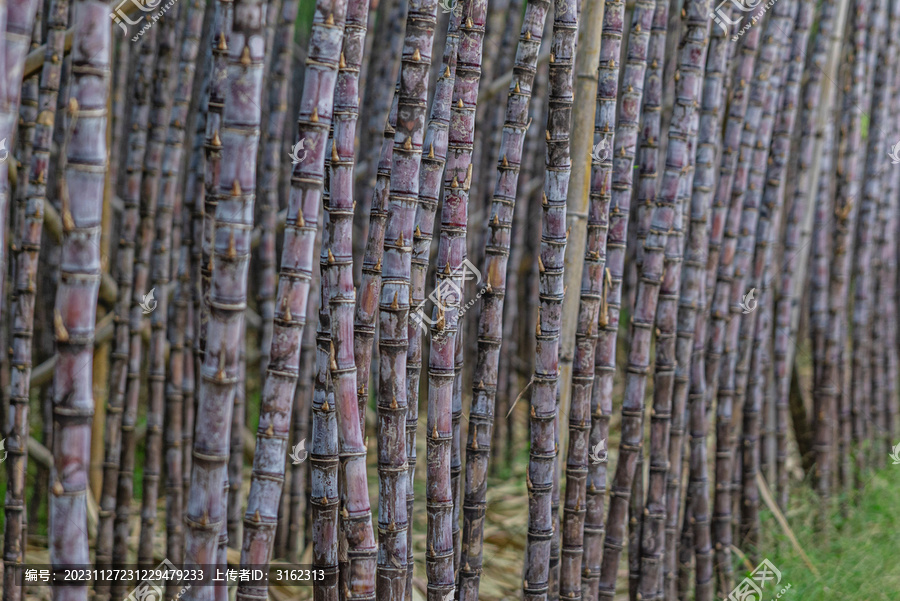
xmin=766 ymin=0 xmax=817 ymax=510
xmin=456 ymin=0 xmax=547 ymax=597
xmin=595 ymin=2 xmax=710 ymax=599
xmin=410 ymin=13 xmax=460 ymax=598
xmin=234 ymin=0 xmax=345 ymax=598
xmin=376 ymin=0 xmax=440 ymax=595
xmin=522 ymin=1 xmax=576 ymax=599
xmin=325 ymin=0 xmax=379 ymax=594
xmin=184 ymin=0 xmax=266 ymax=597
xmin=2 ymin=1 xmax=53 ymax=599
xmin=701 ymin=4 xmax=776 ymax=590
xmin=597 ymin=2 xmax=668 ymax=597
xmin=823 ymin=0 xmax=866 ymax=496
xmin=107 ymin=30 xmax=157 ymax=598
xmin=256 ymin=0 xmax=299 ymax=381
xmin=138 ymin=6 xmax=182 ymax=565
xmin=426 ymin=0 xmax=487 ymax=598
xmin=736 ymin=0 xmax=798 ymax=554
xmin=353 ymin=88 xmax=397 ymax=430
xmin=851 ymin=0 xmax=889 ymax=472
xmin=644 ymin=5 xmax=731 ymax=599
xmin=47 ymin=4 xmax=109 ymax=601
xmin=161 ymin=0 xmax=210 ymax=567
xmin=564 ymin=2 xmax=654 ymax=600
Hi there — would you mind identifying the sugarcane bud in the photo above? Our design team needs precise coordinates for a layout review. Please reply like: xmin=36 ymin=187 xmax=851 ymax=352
xmin=325 ymin=13 xmax=335 ymax=25
xmin=311 ymin=107 xmax=319 ymax=123
xmin=412 ymin=48 xmax=421 ymax=61
xmin=545 ymin=130 xmax=551 ymax=141
xmin=549 ymin=53 xmax=555 ymax=63
xmin=323 ymin=399 xmax=330 ymax=412
xmin=674 ymin=70 xmax=680 ymax=82
xmin=464 ymin=164 xmax=473 ymax=189
xmin=341 ymin=507 xmax=349 ymax=519
xmin=391 ymin=395 xmax=398 ymax=410
xmin=627 ymin=85 xmax=633 ymax=93
xmin=332 ymin=144 xmax=340 ymax=163
xmin=374 ymin=257 xmax=382 ymax=271
xmin=536 ymin=320 xmax=541 ymax=336
xmin=634 ymin=23 xmax=641 ymax=33
xmin=54 ymin=310 xmax=69 ymax=342
xmin=62 ymin=208 xmax=75 ymax=233
xmin=226 ymin=230 xmax=237 ymax=259
xmin=68 ymin=97 xmax=79 ymax=114
xmin=502 ymin=155 xmax=509 ymax=168
xmin=283 ymin=298 xmax=293 ymax=322
xmin=297 ymin=206 xmax=306 ymax=227
xmin=415 ymin=225 xmax=422 ymax=238
xmin=327 ymin=249 xmax=336 ymax=264
xmin=452 ymin=175 xmax=460 ymax=188
xmin=457 ymin=98 xmax=464 ymax=109
xmin=217 ymin=31 xmax=228 ymax=51
xmin=339 ymin=52 xmax=346 ymax=69
xmin=391 ymin=291 xmax=400 ymax=310
xmin=433 ymin=424 xmax=439 ymax=438
xmin=542 ymin=192 xmax=549 ymax=207
xmin=514 ymin=80 xmax=521 ymax=94
xmin=52 ymin=480 xmax=64 ymax=496
xmin=466 ymin=17 xmax=473 ymax=28
xmin=329 ymin=343 xmax=338 ymax=370
xmin=651 ymin=60 xmax=658 ymax=69
xmin=216 ymin=345 xmax=227 ymax=381
xmin=428 ymin=143 xmax=435 ymax=159
xmin=444 ymin=65 xmax=451 ymax=78
xmin=253 ymin=509 xmax=262 ymax=523
xmin=265 ymin=423 xmax=274 ymax=436
xmin=403 ymin=136 xmax=413 ymax=151
xmin=538 ymin=256 xmax=545 ymax=273
xmin=524 ymin=30 xmax=531 ymax=40
xmin=240 ymin=45 xmax=252 ymax=66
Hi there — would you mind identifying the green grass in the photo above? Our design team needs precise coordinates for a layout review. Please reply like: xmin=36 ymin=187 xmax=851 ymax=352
xmin=748 ymin=465 xmax=900 ymax=601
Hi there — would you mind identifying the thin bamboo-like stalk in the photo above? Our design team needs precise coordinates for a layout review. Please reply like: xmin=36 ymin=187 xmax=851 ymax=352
xmin=409 ymin=13 xmax=460 ymax=597
xmin=425 ymin=0 xmax=487 ymax=598
xmin=47 ymin=4 xmax=109 ymax=601
xmin=235 ymin=0 xmax=344 ymax=598
xmin=184 ymin=0 xmax=265 ymax=595
xmin=851 ymin=0 xmax=889 ymax=473
xmin=596 ymin=2 xmax=710 ymax=599
xmin=565 ymin=1 xmax=654 ymax=599
xmin=457 ymin=1 xmax=547 ymax=597
xmin=110 ymin=28 xmax=159 ymax=599
xmin=736 ymin=0 xmax=799 ymax=554
xmin=324 ymin=0 xmax=378 ymax=594
xmin=137 ymin=7 xmax=182 ymax=565
xmin=228 ymin=323 xmax=246 ymax=547
xmin=375 ymin=0 xmax=440 ymax=595
xmin=353 ymin=87 xmax=397 ymax=430
xmin=763 ymin=0 xmax=816 ymax=511
xmin=161 ymin=1 xmax=208 ymax=563
xmin=703 ymin=4 xmax=779 ymax=586
xmin=825 ymin=0 xmax=866 ymax=497
xmin=257 ymin=0 xmax=299 ymax=382
xmin=2 ymin=1 xmax=51 ymax=598
xmin=522 ymin=2 xmax=576 ymax=599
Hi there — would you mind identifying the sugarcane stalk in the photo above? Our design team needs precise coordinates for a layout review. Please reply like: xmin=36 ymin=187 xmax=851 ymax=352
xmin=762 ymin=0 xmax=816 ymax=511
xmin=324 ymin=0 xmax=379 ymax=594
xmin=736 ymin=0 xmax=799 ymax=555
xmin=596 ymin=2 xmax=711 ymax=599
xmin=47 ymin=4 xmax=109 ymax=601
xmin=184 ymin=0 xmax=266 ymax=595
xmin=408 ymin=12 xmax=461 ymax=598
xmin=522 ymin=1 xmax=576 ymax=599
xmin=256 ymin=0 xmax=299 ymax=382
xmin=137 ymin=5 xmax=182 ymax=565
xmin=456 ymin=0 xmax=548 ymax=597
xmin=375 ymin=0 xmax=441 ymax=595
xmin=2 ymin=1 xmax=53 ymax=598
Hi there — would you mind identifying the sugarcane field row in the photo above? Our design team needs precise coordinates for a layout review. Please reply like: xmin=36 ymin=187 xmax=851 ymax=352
xmin=1 ymin=0 xmax=899 ymax=599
